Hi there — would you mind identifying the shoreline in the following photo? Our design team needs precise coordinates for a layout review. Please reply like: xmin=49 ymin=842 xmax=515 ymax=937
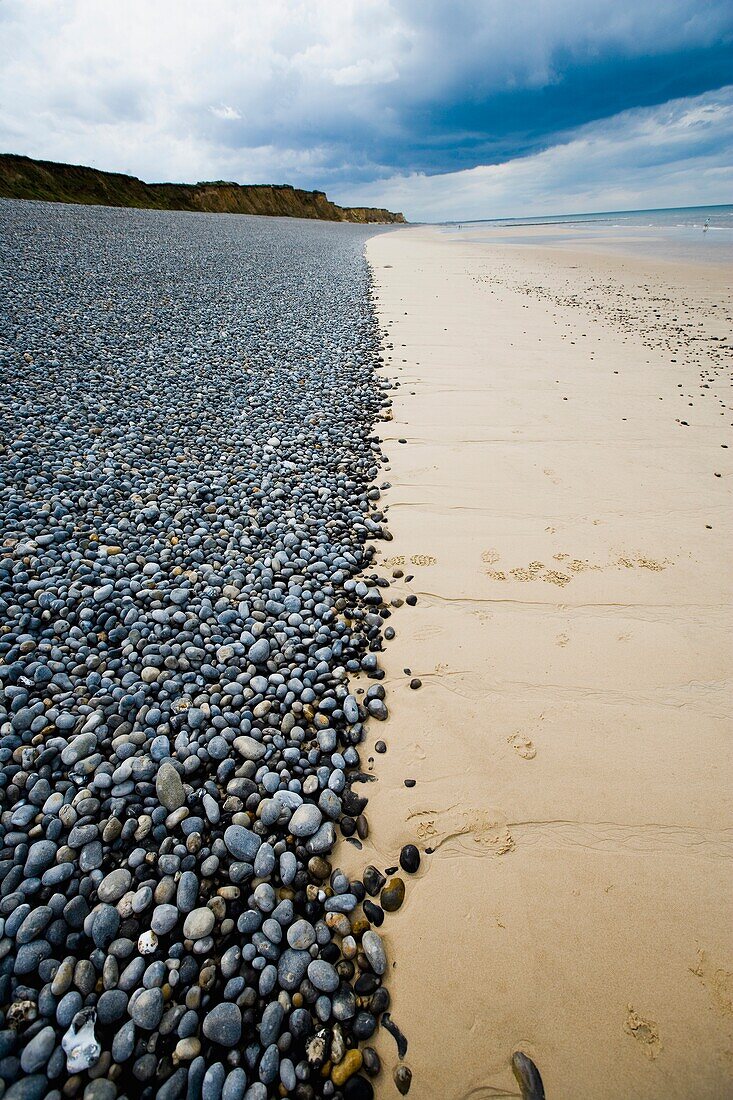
xmin=350 ymin=225 xmax=732 ymax=1098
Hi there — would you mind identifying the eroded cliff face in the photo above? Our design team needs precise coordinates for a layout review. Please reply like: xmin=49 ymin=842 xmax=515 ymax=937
xmin=0 ymin=155 xmax=406 ymax=223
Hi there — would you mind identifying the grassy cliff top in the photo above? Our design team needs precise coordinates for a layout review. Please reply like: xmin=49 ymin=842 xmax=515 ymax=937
xmin=0 ymin=154 xmax=406 ymax=224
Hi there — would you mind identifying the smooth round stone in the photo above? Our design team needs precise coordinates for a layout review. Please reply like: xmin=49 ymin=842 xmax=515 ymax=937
xmin=20 ymin=1025 xmax=55 ymax=1073
xmin=258 ymin=1001 xmax=284 ymax=1046
xmin=183 ymin=907 xmax=215 ymax=940
xmin=332 ymin=1048 xmax=363 ymax=1087
xmin=343 ymin=695 xmax=359 ymax=724
xmin=380 ymin=877 xmax=405 ymax=912
xmin=277 ymin=948 xmax=310 ymax=991
xmin=156 ymin=762 xmax=185 ymax=811
xmin=362 ymin=900 xmax=384 ymax=927
xmin=394 ymin=1065 xmax=412 ymax=1095
xmin=253 ymin=843 xmax=275 ymax=878
xmin=353 ymin=1011 xmax=377 ymax=1040
xmin=223 ymin=825 xmax=261 ymax=861
xmin=279 ymin=851 xmax=297 ymax=885
xmin=130 ymin=987 xmax=164 ymax=1030
xmin=97 ymin=868 xmax=131 ymax=903
xmin=258 ymin=1043 xmax=279 ymax=1085
xmin=202 ymin=1003 xmax=242 ymax=1047
xmin=361 ymin=931 xmax=386 ymax=975
xmin=3 ymin=1077 xmax=49 ymax=1100
xmin=307 ymin=959 xmax=339 ymax=993
xmin=287 ymin=919 xmax=316 ymax=950
xmin=233 ymin=735 xmax=267 ymax=763
xmin=362 ymin=866 xmax=385 ymax=896
xmin=84 ymin=1081 xmax=117 ymax=1100
xmin=151 ymin=903 xmax=179 ymax=935
xmin=96 ymin=990 xmax=128 ymax=1024
xmin=202 ymin=1063 xmax=226 ymax=1100
xmin=176 ymin=871 xmax=199 ymax=912
xmin=362 ymin=1047 xmax=381 ymax=1077
xmin=287 ymin=804 xmax=322 ymax=838
xmin=399 ymin=844 xmax=421 ymax=874
xmin=343 ymin=1077 xmax=374 ymax=1100
xmin=248 ymin=638 xmax=270 ymax=665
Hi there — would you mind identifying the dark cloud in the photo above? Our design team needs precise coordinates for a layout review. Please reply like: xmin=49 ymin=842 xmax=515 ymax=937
xmin=0 ymin=0 xmax=731 ymax=215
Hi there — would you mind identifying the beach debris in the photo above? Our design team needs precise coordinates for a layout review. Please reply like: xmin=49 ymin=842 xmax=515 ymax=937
xmin=382 ymin=1012 xmax=409 ymax=1058
xmin=512 ymin=1050 xmax=546 ymax=1100
xmin=61 ymin=1008 xmax=100 ymax=1074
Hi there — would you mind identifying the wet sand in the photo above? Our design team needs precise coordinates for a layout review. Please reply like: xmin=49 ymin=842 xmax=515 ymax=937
xmin=346 ymin=226 xmax=733 ymax=1098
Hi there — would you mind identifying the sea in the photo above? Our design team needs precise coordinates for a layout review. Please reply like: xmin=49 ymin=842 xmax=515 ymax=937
xmin=439 ymin=204 xmax=733 ymax=265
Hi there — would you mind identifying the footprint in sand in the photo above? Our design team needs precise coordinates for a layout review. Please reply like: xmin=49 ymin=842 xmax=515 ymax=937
xmin=481 ymin=548 xmax=500 ymax=565
xmin=623 ymin=1006 xmax=661 ymax=1060
xmin=408 ymin=804 xmax=514 ymax=855
xmin=691 ymin=949 xmax=733 ymax=1017
xmin=410 ymin=553 xmax=436 ymax=566
xmin=616 ymin=554 xmax=672 ymax=572
xmin=542 ymin=569 xmax=572 ymax=587
xmin=555 ymin=632 xmax=570 ymax=647
xmin=508 ymin=734 xmax=537 ymax=760
xmin=382 ymin=555 xmax=405 ymax=567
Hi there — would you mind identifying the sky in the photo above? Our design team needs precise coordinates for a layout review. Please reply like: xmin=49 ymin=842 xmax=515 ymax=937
xmin=0 ymin=0 xmax=731 ymax=221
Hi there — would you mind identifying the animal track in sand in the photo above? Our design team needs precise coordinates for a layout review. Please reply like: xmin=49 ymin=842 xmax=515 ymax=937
xmin=507 ymin=734 xmax=537 ymax=760
xmin=623 ymin=1006 xmax=661 ymax=1060
xmin=481 ymin=548 xmax=500 ymax=565
xmin=410 ymin=553 xmax=436 ymax=566
xmin=555 ymin=632 xmax=570 ymax=646
xmin=409 ymin=804 xmax=514 ymax=855
xmin=382 ymin=555 xmax=405 ymax=567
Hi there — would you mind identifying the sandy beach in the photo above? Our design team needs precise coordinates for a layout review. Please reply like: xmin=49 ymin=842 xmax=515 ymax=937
xmin=347 ymin=225 xmax=733 ymax=1098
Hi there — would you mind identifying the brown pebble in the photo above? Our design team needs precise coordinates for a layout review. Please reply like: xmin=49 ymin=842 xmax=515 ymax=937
xmin=380 ymin=877 xmax=405 ymax=912
xmin=394 ymin=1064 xmax=412 ymax=1094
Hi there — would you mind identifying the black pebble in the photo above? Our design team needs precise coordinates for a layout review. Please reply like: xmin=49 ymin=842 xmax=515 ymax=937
xmin=358 ymin=897 xmax=383 ymax=924
xmin=399 ymin=844 xmax=420 ymax=874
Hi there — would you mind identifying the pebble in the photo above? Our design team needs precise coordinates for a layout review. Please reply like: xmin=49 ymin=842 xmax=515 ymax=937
xmin=362 ymin=866 xmax=386 ymax=896
xmin=156 ymin=761 xmax=185 ymax=811
xmin=202 ymin=1004 xmax=242 ymax=1047
xmin=399 ymin=844 xmax=421 ymax=874
xmin=394 ymin=1065 xmax=413 ymax=1094
xmin=361 ymin=931 xmax=387 ymax=975
xmin=380 ymin=877 xmax=406 ymax=912
xmin=0 ymin=201 xmax=400 ymax=1098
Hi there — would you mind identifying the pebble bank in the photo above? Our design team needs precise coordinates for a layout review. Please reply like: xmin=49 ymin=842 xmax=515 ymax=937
xmin=0 ymin=201 xmax=406 ymax=1100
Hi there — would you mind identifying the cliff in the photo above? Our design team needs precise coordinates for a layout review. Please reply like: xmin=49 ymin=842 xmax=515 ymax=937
xmin=0 ymin=154 xmax=406 ymax=224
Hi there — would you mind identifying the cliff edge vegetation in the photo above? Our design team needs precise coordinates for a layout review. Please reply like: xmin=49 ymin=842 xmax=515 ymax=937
xmin=0 ymin=154 xmax=406 ymax=224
